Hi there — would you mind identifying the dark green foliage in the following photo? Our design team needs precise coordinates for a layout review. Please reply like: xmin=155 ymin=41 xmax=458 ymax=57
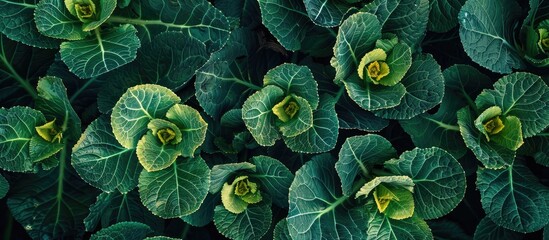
xmin=1 ymin=0 xmax=548 ymax=239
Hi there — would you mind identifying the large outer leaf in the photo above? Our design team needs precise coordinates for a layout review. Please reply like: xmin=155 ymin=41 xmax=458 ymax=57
xmin=257 ymin=0 xmax=313 ymax=51
xmin=384 ymin=147 xmax=466 ymax=219
xmin=303 ymin=0 xmax=356 ymax=27
xmin=111 ymin=84 xmax=180 ymax=149
xmin=215 ymin=0 xmax=261 ymax=28
xmin=36 ymin=76 xmax=81 ymax=140
xmin=138 ymin=32 xmax=208 ymax=90
xmin=273 ymin=219 xmax=292 ymax=240
xmin=525 ymin=0 xmax=549 ymax=26
xmin=72 ymin=115 xmax=141 ymax=193
xmin=335 ymin=134 xmax=397 ymax=196
xmin=138 ymin=156 xmax=210 ymax=218
xmin=165 ymin=104 xmax=208 ymax=157
xmin=477 ymin=160 xmax=549 ymax=233
xmin=96 ymin=63 xmax=145 ymax=114
xmin=336 ymin=94 xmax=389 ymax=131
xmin=475 ymin=72 xmax=549 ymax=138
xmin=209 ymin=162 xmax=256 ymax=194
xmin=0 ymin=0 xmax=60 ymax=48
xmin=111 ymin=0 xmax=230 ymax=52
xmin=242 ymin=85 xmax=284 ymax=146
xmin=0 ymin=106 xmax=45 ymax=172
xmin=195 ymin=29 xmax=261 ymax=119
xmin=277 ymin=95 xmax=313 ymax=137
xmin=355 ymin=175 xmax=415 ymax=198
xmin=136 ymin=132 xmax=181 ymax=172
xmin=519 ymin=133 xmax=549 ymax=167
xmin=90 ymin=221 xmax=153 ymax=240
xmin=428 ymin=0 xmax=466 ymax=33
xmin=7 ymin=158 xmax=99 ymax=239
xmin=84 ymin=191 xmax=162 ymax=232
xmin=458 ymin=107 xmax=515 ymax=169
xmin=34 ymin=0 xmax=87 ymax=40
xmin=365 ymin=202 xmax=432 ymax=240
xmin=250 ymin=156 xmax=293 ymax=208
xmin=263 ymin=63 xmax=319 ymax=109
xmin=181 ymin=193 xmax=219 ymax=227
xmin=400 ymin=64 xmax=491 ymax=159
xmin=473 ymin=217 xmax=524 ymax=240
xmin=332 ymin=12 xmax=381 ymax=83
xmin=0 ymin=173 xmax=8 ymax=199
xmin=283 ymin=95 xmax=339 ymax=153
xmin=363 ymin=0 xmax=429 ymax=49
xmin=374 ymin=54 xmax=444 ymax=119
xmin=287 ymin=154 xmax=367 ymax=239
xmin=59 ymin=24 xmax=140 ymax=78
xmin=343 ymin=74 xmax=406 ymax=111
xmin=214 ymin=201 xmax=272 ymax=240
xmin=458 ymin=0 xmax=525 ymax=73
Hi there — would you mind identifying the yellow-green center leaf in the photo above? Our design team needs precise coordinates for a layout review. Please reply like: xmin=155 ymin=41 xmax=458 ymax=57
xmin=367 ymin=61 xmax=390 ymax=82
xmin=272 ymin=96 xmax=300 ymax=122
xmin=235 ymin=180 xmax=250 ymax=196
xmin=538 ymin=28 xmax=549 ymax=52
xmin=490 ymin=116 xmax=524 ymax=151
xmin=64 ymin=0 xmax=117 ymax=31
xmin=147 ymin=119 xmax=182 ymax=145
xmin=157 ymin=129 xmax=176 ymax=145
xmin=474 ymin=106 xmax=503 ymax=141
xmin=358 ymin=48 xmax=387 ymax=80
xmin=35 ymin=119 xmax=63 ymax=143
xmin=75 ymin=3 xmax=95 ymax=20
xmin=483 ymin=116 xmax=504 ymax=135
xmin=373 ymin=184 xmax=396 ymax=213
xmin=372 ymin=183 xmax=416 ymax=220
xmin=221 ymin=176 xmax=263 ymax=214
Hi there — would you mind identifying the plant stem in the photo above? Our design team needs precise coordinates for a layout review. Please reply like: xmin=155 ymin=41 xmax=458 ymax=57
xmin=3 ymin=214 xmax=13 ymax=240
xmin=54 ymin=143 xmax=67 ymax=226
xmin=423 ymin=117 xmax=461 ymax=132
xmin=181 ymin=224 xmax=190 ymax=239
xmin=70 ymin=77 xmax=97 ymax=103
xmin=0 ymin=50 xmax=38 ymax=99
xmin=334 ymin=85 xmax=345 ymax=103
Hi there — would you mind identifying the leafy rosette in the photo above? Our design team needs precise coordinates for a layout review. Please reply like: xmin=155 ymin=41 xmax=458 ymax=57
xmin=523 ymin=19 xmax=549 ymax=67
xmin=242 ymin=63 xmax=339 ymax=153
xmin=457 ymin=72 xmax=549 ymax=169
xmin=400 ymin=64 xmax=492 ymax=159
xmin=286 ymin=134 xmax=466 ymax=239
xmin=0 ymin=0 xmax=231 ymax=79
xmin=0 ymin=76 xmax=80 ymax=172
xmin=456 ymin=72 xmax=549 ymax=234
xmin=332 ymin=12 xmax=444 ymax=119
xmin=0 ymin=107 xmax=63 ymax=172
xmin=208 ymin=156 xmax=293 ymax=240
xmin=519 ymin=0 xmax=549 ymax=67
xmin=459 ymin=0 xmax=549 ymax=72
xmin=31 ymin=0 xmax=141 ymax=78
xmin=109 ymin=84 xmax=207 ymax=172
xmin=73 ymin=84 xmax=210 ymax=219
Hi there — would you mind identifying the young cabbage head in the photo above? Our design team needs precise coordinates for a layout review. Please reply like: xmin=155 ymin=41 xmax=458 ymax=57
xmin=65 ymin=0 xmax=98 ymax=22
xmin=35 ymin=119 xmax=63 ymax=143
xmin=221 ymin=176 xmax=263 ymax=214
xmin=273 ymin=95 xmax=300 ymax=123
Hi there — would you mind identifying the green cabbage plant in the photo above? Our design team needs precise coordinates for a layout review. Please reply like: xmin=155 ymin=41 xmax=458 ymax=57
xmin=2 ymin=0 xmax=549 ymax=239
